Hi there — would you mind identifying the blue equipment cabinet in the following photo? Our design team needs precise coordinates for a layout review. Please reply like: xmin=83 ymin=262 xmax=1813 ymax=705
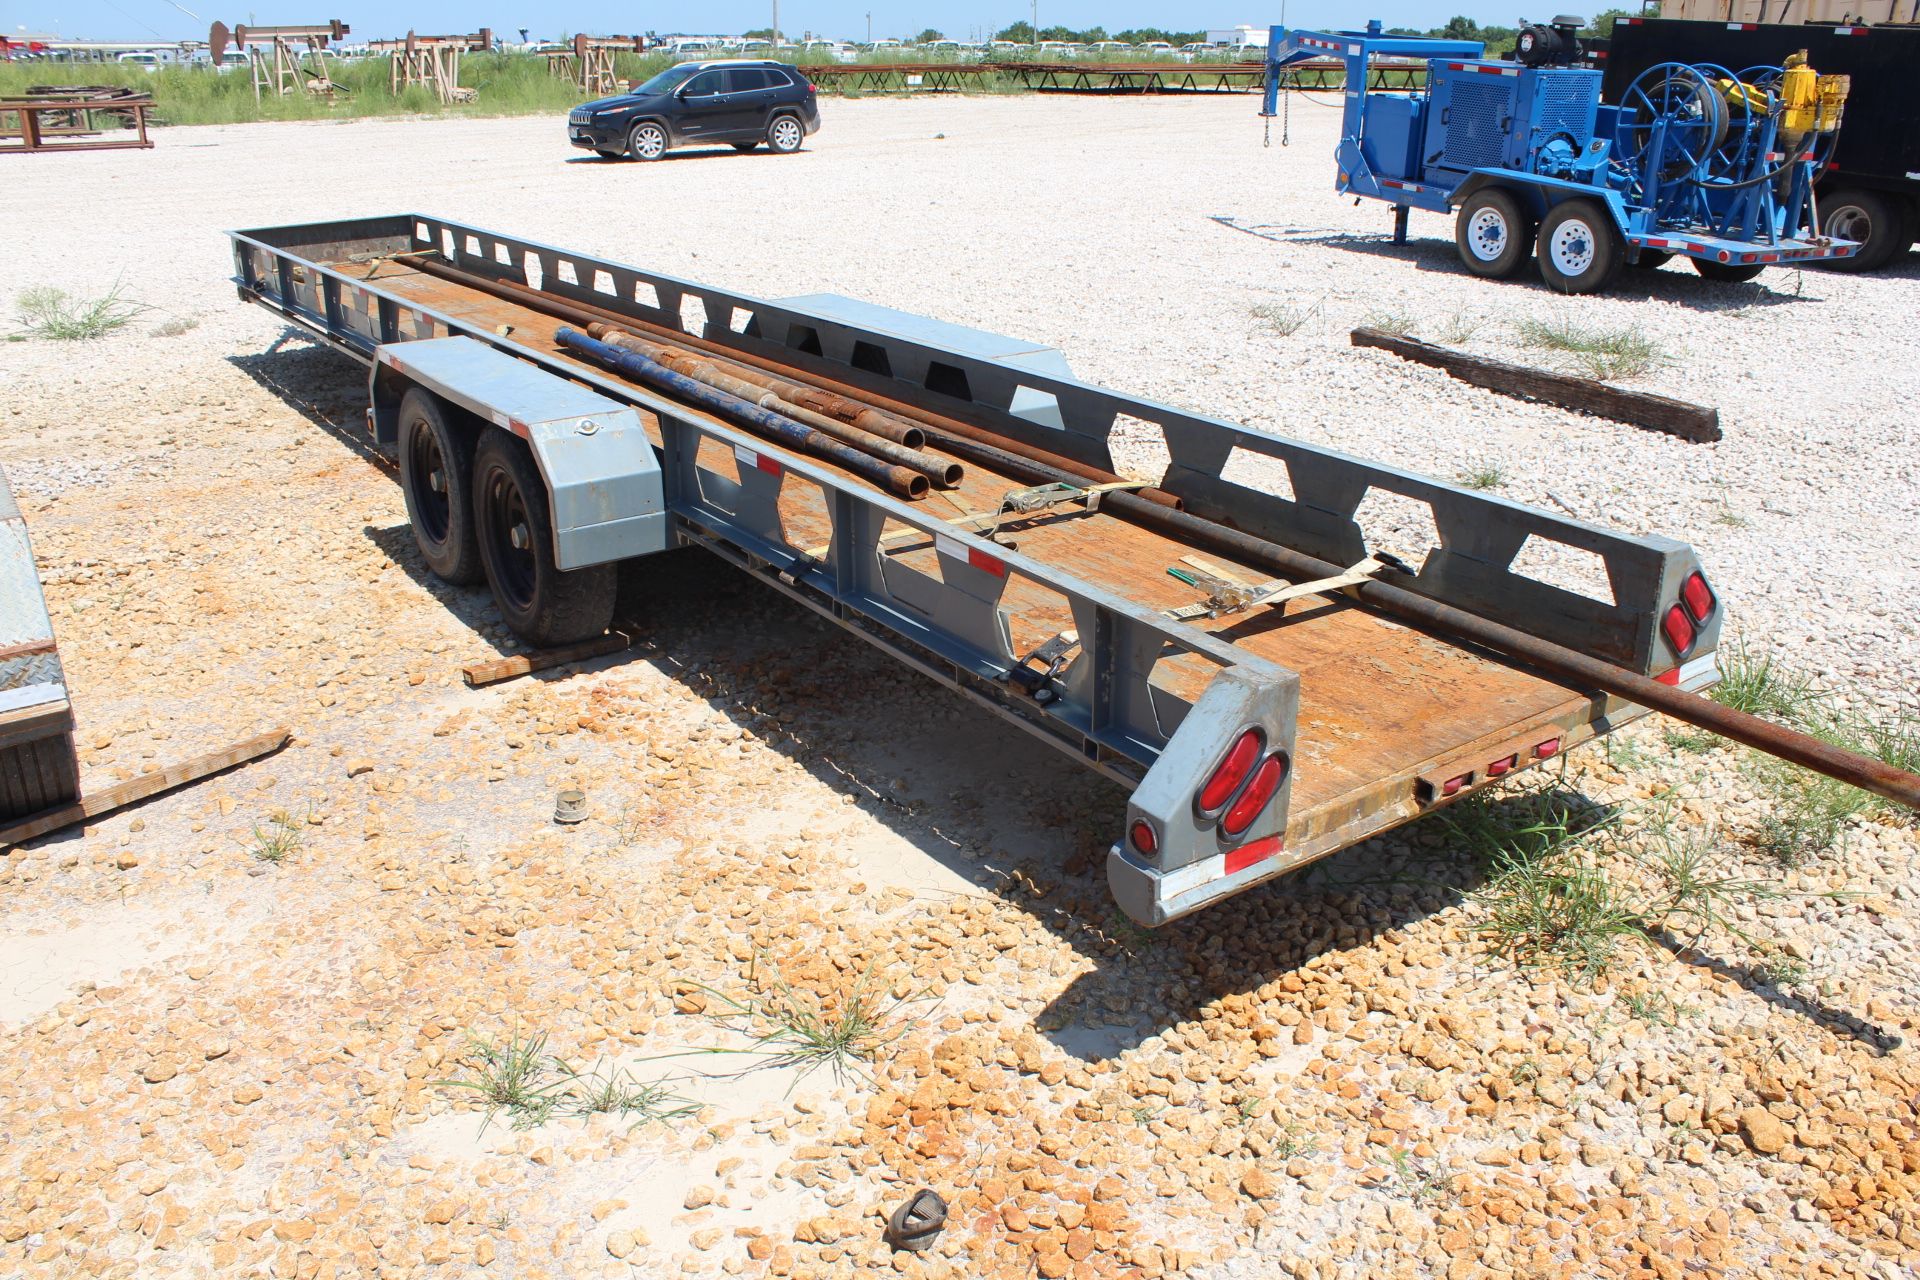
xmin=1261 ymin=20 xmax=1858 ymax=294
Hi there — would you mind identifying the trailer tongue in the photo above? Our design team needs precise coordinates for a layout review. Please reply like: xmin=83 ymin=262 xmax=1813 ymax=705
xmin=228 ymin=215 xmax=1915 ymax=925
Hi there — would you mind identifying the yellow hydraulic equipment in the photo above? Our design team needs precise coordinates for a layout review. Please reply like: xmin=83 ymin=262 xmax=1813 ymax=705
xmin=1716 ymin=51 xmax=1850 ymax=148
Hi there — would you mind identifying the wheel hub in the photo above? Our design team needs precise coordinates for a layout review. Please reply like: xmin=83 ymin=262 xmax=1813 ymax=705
xmin=1551 ymin=221 xmax=1595 ymax=274
xmin=1468 ymin=208 xmax=1508 ymax=261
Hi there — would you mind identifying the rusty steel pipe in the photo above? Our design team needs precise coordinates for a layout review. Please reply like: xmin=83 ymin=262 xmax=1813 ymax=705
xmin=586 ymin=328 xmax=963 ymax=488
xmin=553 ymin=329 xmax=929 ymax=501
xmin=911 ymin=432 xmax=1920 ymax=813
xmin=585 ymin=320 xmax=931 ymax=451
xmin=402 ymin=254 xmax=1181 ymax=507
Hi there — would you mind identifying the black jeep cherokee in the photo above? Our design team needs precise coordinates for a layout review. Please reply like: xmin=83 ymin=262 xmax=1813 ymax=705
xmin=567 ymin=60 xmax=821 ymax=161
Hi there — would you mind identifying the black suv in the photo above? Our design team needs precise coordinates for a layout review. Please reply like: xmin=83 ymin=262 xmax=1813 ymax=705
xmin=567 ymin=60 xmax=821 ymax=161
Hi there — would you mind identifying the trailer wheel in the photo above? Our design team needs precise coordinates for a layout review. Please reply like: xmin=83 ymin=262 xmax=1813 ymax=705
xmin=1629 ymin=249 xmax=1672 ymax=270
xmin=1821 ymin=188 xmax=1903 ymax=273
xmin=766 ymin=114 xmax=804 ymax=154
xmin=473 ymin=431 xmax=617 ymax=648
xmin=1691 ymin=258 xmax=1766 ymax=284
xmin=1454 ymin=189 xmax=1532 ymax=279
xmin=627 ymin=121 xmax=668 ymax=162
xmin=398 ymin=389 xmax=483 ymax=585
xmin=1536 ymin=200 xmax=1623 ymax=295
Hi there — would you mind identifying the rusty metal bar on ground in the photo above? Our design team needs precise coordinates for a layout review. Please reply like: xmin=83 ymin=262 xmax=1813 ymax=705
xmin=553 ymin=328 xmax=930 ymax=500
xmin=398 ymin=254 xmax=1183 ymax=509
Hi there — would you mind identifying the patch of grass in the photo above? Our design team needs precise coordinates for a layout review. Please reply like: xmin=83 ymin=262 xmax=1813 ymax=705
xmin=1389 ymin=1150 xmax=1452 ymax=1203
xmin=248 ymin=811 xmax=305 ymax=863
xmin=1275 ymin=1122 xmax=1320 ymax=1160
xmin=688 ymin=956 xmax=929 ymax=1089
xmin=1252 ymin=297 xmax=1324 ymax=337
xmin=1515 ymin=315 xmax=1656 ymax=381
xmin=441 ymin=1030 xmax=569 ymax=1131
xmin=1446 ymin=783 xmax=1787 ymax=980
xmin=15 ymin=282 xmax=145 ymax=341
xmin=1129 ymin=1101 xmax=1165 ymax=1126
xmin=152 ymin=316 xmax=200 ymax=338
xmin=1751 ymin=945 xmax=1809 ymax=988
xmin=1508 ymin=1056 xmax=1541 ymax=1084
xmin=557 ymin=1059 xmax=698 ymax=1129
xmin=1439 ymin=310 xmax=1485 ymax=345
xmin=1363 ymin=309 xmax=1419 ymax=337
xmin=439 ymin=1032 xmax=696 ymax=1133
xmin=1622 ymin=989 xmax=1693 ymax=1026
xmin=1456 ymin=462 xmax=1505 ymax=491
xmin=1710 ymin=638 xmax=1824 ymax=721
xmin=1662 ymin=727 xmax=1719 ymax=753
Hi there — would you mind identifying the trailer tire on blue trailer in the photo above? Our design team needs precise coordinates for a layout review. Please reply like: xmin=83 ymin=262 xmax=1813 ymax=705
xmin=1536 ymin=199 xmax=1624 ymax=295
xmin=1454 ymin=188 xmax=1534 ymax=279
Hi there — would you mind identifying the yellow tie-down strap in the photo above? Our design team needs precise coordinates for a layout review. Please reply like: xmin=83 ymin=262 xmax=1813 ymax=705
xmin=1165 ymin=552 xmax=1400 ymax=622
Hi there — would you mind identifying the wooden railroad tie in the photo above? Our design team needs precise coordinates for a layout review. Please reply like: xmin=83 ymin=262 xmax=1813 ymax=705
xmin=1350 ymin=327 xmax=1721 ymax=444
xmin=0 ymin=727 xmax=292 ymax=849
xmin=462 ymin=630 xmax=634 ymax=688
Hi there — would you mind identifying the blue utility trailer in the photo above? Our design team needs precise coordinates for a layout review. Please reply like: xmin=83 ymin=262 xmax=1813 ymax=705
xmin=1261 ymin=19 xmax=1858 ymax=292
xmin=229 ymin=214 xmax=1727 ymax=924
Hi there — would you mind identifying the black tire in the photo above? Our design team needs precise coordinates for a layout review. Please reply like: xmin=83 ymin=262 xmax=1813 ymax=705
xmin=731 ymin=140 xmax=759 ymax=152
xmin=397 ymin=389 xmax=483 ymax=585
xmin=766 ymin=113 xmax=804 ymax=154
xmin=473 ymin=431 xmax=617 ymax=648
xmin=1454 ymin=188 xmax=1533 ymax=280
xmin=0 ymin=733 xmax=79 ymax=822
xmin=1629 ymin=249 xmax=1672 ymax=269
xmin=1691 ymin=258 xmax=1766 ymax=283
xmin=1536 ymin=199 xmax=1624 ymax=295
xmin=1821 ymin=187 xmax=1904 ymax=273
xmin=627 ymin=120 xmax=668 ymax=162
xmin=593 ymin=147 xmax=623 ymax=160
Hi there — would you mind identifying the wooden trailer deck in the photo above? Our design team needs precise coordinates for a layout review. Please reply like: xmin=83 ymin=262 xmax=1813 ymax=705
xmin=331 ymin=256 xmax=1627 ymax=852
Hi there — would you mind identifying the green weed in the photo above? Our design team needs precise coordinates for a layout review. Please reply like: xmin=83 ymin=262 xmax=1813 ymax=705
xmin=248 ymin=811 xmax=305 ymax=863
xmin=1252 ymin=297 xmax=1323 ymax=337
xmin=14 ymin=282 xmax=144 ymax=340
xmin=439 ymin=1031 xmax=695 ymax=1132
xmin=1456 ymin=462 xmax=1506 ymax=491
xmin=1363 ymin=309 xmax=1419 ymax=337
xmin=686 ymin=957 xmax=928 ymax=1089
xmin=1515 ymin=315 xmax=1656 ymax=380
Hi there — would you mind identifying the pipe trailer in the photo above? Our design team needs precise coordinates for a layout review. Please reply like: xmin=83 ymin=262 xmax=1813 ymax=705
xmin=230 ymin=214 xmax=1741 ymax=925
xmin=1261 ymin=19 xmax=1859 ymax=293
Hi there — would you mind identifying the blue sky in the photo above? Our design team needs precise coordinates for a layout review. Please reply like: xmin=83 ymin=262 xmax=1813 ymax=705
xmin=12 ymin=2 xmax=1508 ymax=44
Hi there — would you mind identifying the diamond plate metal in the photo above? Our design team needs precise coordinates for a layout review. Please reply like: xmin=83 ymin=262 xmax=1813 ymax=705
xmin=0 ymin=650 xmax=65 ymax=693
xmin=0 ymin=518 xmax=56 ymax=652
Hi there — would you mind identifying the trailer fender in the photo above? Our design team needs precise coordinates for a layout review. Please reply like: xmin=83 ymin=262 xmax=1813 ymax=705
xmin=1107 ymin=665 xmax=1301 ymax=928
xmin=368 ymin=337 xmax=668 ymax=570
xmin=1449 ymin=171 xmax=1632 ymax=232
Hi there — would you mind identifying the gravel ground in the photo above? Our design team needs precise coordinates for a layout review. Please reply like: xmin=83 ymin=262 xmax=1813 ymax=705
xmin=1 ymin=97 xmax=1916 ymax=1280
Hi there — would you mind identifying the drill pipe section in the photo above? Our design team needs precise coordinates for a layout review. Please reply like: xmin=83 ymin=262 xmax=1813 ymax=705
xmin=554 ymin=329 xmax=929 ymax=501
xmin=400 ymin=253 xmax=1181 ymax=508
xmin=584 ymin=321 xmax=929 ymax=451
xmin=911 ymin=432 xmax=1920 ymax=812
xmin=585 ymin=328 xmax=963 ymax=488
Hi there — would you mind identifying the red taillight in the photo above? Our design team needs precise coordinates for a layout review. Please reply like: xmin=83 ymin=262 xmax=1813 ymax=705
xmin=1487 ymin=753 xmax=1517 ymax=777
xmin=1197 ymin=729 xmax=1263 ymax=815
xmin=804 ymin=79 xmax=816 ymax=94
xmin=1681 ymin=572 xmax=1715 ymax=625
xmin=1661 ymin=604 xmax=1696 ymax=656
xmin=1221 ymin=754 xmax=1287 ymax=838
xmin=1535 ymin=737 xmax=1560 ymax=757
xmin=1129 ymin=819 xmax=1157 ymax=857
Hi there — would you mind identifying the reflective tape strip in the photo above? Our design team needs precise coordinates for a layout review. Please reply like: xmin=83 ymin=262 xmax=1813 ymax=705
xmin=934 ymin=535 xmax=1006 ymax=578
xmin=733 ymin=444 xmax=781 ymax=476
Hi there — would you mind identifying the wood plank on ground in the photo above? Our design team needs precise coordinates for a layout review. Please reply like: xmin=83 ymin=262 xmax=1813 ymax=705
xmin=1349 ymin=327 xmax=1721 ymax=444
xmin=0 ymin=727 xmax=292 ymax=849
xmin=461 ymin=631 xmax=633 ymax=688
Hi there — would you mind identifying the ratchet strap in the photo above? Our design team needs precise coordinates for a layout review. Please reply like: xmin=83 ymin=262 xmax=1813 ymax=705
xmin=1165 ymin=551 xmax=1407 ymax=622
